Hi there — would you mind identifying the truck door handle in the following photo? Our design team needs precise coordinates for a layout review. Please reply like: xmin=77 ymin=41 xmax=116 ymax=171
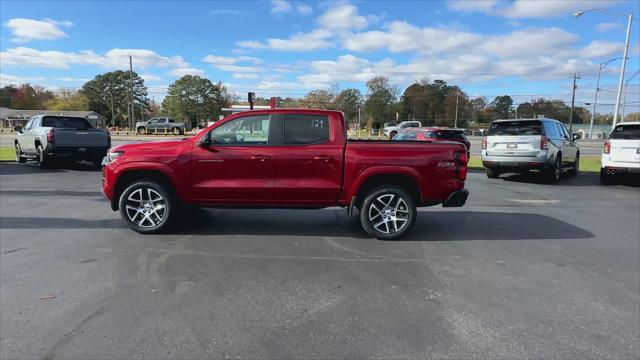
xmin=313 ymin=156 xmax=333 ymax=162
xmin=251 ymin=155 xmax=270 ymax=161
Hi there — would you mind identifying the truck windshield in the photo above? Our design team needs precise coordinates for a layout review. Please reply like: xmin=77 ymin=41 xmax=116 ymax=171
xmin=488 ymin=121 xmax=542 ymax=136
xmin=610 ymin=124 xmax=640 ymax=139
xmin=42 ymin=116 xmax=92 ymax=130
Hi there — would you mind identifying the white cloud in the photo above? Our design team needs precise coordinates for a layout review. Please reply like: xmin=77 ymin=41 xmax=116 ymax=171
xmin=317 ymin=4 xmax=368 ymax=30
xmin=232 ymin=73 xmax=259 ymax=79
xmin=581 ymin=40 xmax=624 ymax=59
xmin=0 ymin=47 xmax=190 ymax=70
xmin=296 ymin=3 xmax=314 ymax=15
xmin=140 ymin=74 xmax=162 ymax=81
xmin=168 ymin=67 xmax=205 ymax=77
xmin=447 ymin=0 xmax=500 ymax=12
xmin=209 ymin=9 xmax=249 ymax=16
xmin=55 ymin=77 xmax=90 ymax=82
xmin=271 ymin=0 xmax=292 ymax=13
xmin=0 ymin=73 xmax=47 ymax=86
xmin=202 ymin=55 xmax=264 ymax=73
xmin=4 ymin=18 xmax=73 ymax=42
xmin=237 ymin=29 xmax=333 ymax=52
xmin=496 ymin=0 xmax=617 ymax=19
xmin=595 ymin=22 xmax=620 ymax=32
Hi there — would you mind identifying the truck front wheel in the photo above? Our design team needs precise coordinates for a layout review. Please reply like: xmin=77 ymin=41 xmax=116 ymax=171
xmin=360 ymin=185 xmax=416 ymax=240
xmin=119 ymin=180 xmax=174 ymax=234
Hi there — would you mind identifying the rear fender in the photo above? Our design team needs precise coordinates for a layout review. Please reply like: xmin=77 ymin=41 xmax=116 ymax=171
xmin=344 ymin=166 xmax=424 ymax=204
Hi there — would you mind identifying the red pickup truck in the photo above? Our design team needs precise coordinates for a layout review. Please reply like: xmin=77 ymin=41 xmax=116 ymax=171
xmin=102 ymin=109 xmax=468 ymax=239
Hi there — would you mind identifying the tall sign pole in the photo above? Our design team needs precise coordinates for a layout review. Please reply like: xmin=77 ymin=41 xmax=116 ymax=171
xmin=569 ymin=73 xmax=580 ymax=134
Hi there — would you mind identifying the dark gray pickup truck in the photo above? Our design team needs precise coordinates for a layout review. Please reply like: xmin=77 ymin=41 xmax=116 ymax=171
xmin=14 ymin=115 xmax=110 ymax=168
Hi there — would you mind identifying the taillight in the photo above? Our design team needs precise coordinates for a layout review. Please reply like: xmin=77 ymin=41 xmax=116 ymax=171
xmin=454 ymin=150 xmax=467 ymax=181
xmin=540 ymin=135 xmax=549 ymax=150
xmin=47 ymin=130 xmax=54 ymax=145
xmin=481 ymin=138 xmax=487 ymax=149
xmin=603 ymin=141 xmax=610 ymax=154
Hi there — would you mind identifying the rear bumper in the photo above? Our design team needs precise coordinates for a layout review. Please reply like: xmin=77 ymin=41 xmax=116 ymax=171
xmin=47 ymin=146 xmax=108 ymax=160
xmin=443 ymin=189 xmax=469 ymax=207
xmin=602 ymin=166 xmax=640 ymax=175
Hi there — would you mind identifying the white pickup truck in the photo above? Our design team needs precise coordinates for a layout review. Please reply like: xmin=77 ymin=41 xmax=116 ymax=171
xmin=600 ymin=122 xmax=640 ymax=184
xmin=383 ymin=121 xmax=421 ymax=138
xmin=14 ymin=115 xmax=110 ymax=168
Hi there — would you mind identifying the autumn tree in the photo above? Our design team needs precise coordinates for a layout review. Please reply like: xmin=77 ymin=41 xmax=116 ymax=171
xmin=9 ymin=84 xmax=54 ymax=110
xmin=44 ymin=89 xmax=89 ymax=111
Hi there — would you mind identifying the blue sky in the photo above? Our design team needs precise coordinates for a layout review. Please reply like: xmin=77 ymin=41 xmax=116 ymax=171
xmin=1 ymin=0 xmax=639 ymax=113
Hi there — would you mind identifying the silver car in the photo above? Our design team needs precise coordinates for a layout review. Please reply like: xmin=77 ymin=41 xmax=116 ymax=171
xmin=481 ymin=118 xmax=580 ymax=183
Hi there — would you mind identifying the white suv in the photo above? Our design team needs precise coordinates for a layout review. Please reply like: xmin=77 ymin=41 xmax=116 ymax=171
xmin=600 ymin=122 xmax=640 ymax=184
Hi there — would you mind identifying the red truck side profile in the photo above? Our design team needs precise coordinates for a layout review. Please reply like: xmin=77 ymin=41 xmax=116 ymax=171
xmin=102 ymin=109 xmax=468 ymax=239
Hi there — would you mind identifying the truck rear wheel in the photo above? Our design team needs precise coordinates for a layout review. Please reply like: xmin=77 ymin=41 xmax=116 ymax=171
xmin=360 ymin=185 xmax=416 ymax=240
xmin=36 ymin=144 xmax=51 ymax=168
xmin=172 ymin=127 xmax=181 ymax=135
xmin=119 ymin=180 xmax=174 ymax=234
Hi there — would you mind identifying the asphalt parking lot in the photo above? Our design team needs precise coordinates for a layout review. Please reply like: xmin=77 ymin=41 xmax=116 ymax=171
xmin=1 ymin=162 xmax=638 ymax=359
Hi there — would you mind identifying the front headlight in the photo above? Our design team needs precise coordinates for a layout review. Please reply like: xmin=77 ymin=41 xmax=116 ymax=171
xmin=102 ymin=150 xmax=124 ymax=165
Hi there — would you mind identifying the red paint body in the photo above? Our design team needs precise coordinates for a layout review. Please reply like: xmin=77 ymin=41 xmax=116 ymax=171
xmin=102 ymin=109 xmax=467 ymax=209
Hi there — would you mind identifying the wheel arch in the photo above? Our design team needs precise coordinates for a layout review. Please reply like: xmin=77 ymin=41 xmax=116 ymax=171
xmin=111 ymin=167 xmax=181 ymax=211
xmin=352 ymin=170 xmax=422 ymax=209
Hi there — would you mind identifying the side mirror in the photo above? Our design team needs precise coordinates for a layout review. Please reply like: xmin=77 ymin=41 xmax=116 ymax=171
xmin=572 ymin=133 xmax=581 ymax=141
xmin=14 ymin=126 xmax=22 ymax=133
xmin=197 ymin=134 xmax=211 ymax=147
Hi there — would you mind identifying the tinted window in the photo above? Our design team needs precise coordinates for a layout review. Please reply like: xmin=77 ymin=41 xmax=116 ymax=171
xmin=556 ymin=124 xmax=569 ymax=139
xmin=158 ymin=119 xmax=167 ymax=124
xmin=543 ymin=121 xmax=559 ymax=138
xmin=433 ymin=130 xmax=464 ymax=140
xmin=210 ymin=115 xmax=270 ymax=145
xmin=393 ymin=131 xmax=418 ymax=140
xmin=284 ymin=115 xmax=329 ymax=145
xmin=24 ymin=119 xmax=34 ymax=130
xmin=42 ymin=116 xmax=91 ymax=130
xmin=610 ymin=124 xmax=640 ymax=139
xmin=488 ymin=120 xmax=542 ymax=136
xmin=168 ymin=118 xmax=175 ymax=123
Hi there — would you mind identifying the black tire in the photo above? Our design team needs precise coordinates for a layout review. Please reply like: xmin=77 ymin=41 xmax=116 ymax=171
xmin=545 ymin=156 xmax=561 ymax=183
xmin=172 ymin=127 xmax=181 ymax=135
xmin=119 ymin=180 xmax=175 ymax=234
xmin=389 ymin=131 xmax=397 ymax=139
xmin=569 ymin=152 xmax=580 ymax=176
xmin=137 ymin=127 xmax=146 ymax=135
xmin=36 ymin=144 xmax=51 ymax=168
xmin=600 ymin=168 xmax=614 ymax=185
xmin=359 ymin=185 xmax=416 ymax=240
xmin=15 ymin=143 xmax=26 ymax=164
xmin=486 ymin=167 xmax=500 ymax=179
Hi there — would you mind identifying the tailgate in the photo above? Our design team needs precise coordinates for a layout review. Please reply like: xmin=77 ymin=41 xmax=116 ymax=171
xmin=486 ymin=135 xmax=541 ymax=157
xmin=610 ymin=139 xmax=640 ymax=163
xmin=54 ymin=129 xmax=108 ymax=148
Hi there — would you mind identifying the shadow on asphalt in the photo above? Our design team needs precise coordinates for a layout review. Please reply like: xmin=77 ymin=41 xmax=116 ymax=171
xmin=500 ymin=171 xmax=640 ymax=187
xmin=0 ymin=210 xmax=594 ymax=241
xmin=0 ymin=161 xmax=99 ymax=175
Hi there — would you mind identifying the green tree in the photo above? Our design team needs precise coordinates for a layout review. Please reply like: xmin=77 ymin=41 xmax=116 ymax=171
xmin=10 ymin=84 xmax=54 ymax=110
xmin=44 ymin=89 xmax=89 ymax=111
xmin=82 ymin=70 xmax=148 ymax=127
xmin=0 ymin=85 xmax=18 ymax=108
xmin=335 ymin=88 xmax=363 ymax=125
xmin=302 ymin=89 xmax=336 ymax=109
xmin=162 ymin=75 xmax=235 ymax=128
xmin=490 ymin=95 xmax=514 ymax=119
xmin=364 ymin=76 xmax=398 ymax=127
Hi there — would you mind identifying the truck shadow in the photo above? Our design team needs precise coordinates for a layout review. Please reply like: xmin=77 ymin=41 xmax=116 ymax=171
xmin=0 ymin=210 xmax=593 ymax=241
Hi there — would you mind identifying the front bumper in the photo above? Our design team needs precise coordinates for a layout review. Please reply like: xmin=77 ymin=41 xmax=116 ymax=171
xmin=443 ymin=189 xmax=469 ymax=207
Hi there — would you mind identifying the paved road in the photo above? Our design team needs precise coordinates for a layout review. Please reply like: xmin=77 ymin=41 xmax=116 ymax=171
xmin=1 ymin=162 xmax=638 ymax=359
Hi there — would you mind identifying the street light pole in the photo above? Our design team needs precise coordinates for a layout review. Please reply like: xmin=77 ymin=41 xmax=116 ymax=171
xmin=589 ymin=58 xmax=622 ymax=139
xmin=574 ymin=9 xmax=634 ymax=130
xmin=612 ymin=13 xmax=633 ymax=129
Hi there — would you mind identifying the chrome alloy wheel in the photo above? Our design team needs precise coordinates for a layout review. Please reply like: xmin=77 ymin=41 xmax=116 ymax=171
xmin=124 ymin=188 xmax=166 ymax=228
xmin=368 ymin=193 xmax=410 ymax=234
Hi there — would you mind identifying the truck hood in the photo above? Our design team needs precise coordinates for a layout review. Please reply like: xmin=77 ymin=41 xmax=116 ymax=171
xmin=111 ymin=138 xmax=191 ymax=152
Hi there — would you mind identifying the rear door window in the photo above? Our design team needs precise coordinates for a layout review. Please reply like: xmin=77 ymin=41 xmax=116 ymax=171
xmin=610 ymin=124 xmax=640 ymax=139
xmin=284 ymin=114 xmax=329 ymax=145
xmin=394 ymin=131 xmax=417 ymax=140
xmin=488 ymin=121 xmax=542 ymax=136
xmin=434 ymin=130 xmax=464 ymax=140
xmin=42 ymin=116 xmax=91 ymax=130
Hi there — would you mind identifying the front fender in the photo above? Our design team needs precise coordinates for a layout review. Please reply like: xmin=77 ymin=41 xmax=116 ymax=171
xmin=112 ymin=161 xmax=189 ymax=203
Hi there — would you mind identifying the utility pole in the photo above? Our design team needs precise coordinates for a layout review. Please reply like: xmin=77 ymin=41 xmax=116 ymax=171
xmin=128 ymin=55 xmax=134 ymax=129
xmin=612 ymin=13 xmax=633 ymax=129
xmin=110 ymin=93 xmax=115 ymax=127
xmin=454 ymin=90 xmax=459 ymax=128
xmin=357 ymin=106 xmax=361 ymax=134
xmin=621 ymin=69 xmax=640 ymax=123
xmin=569 ymin=73 xmax=580 ymax=134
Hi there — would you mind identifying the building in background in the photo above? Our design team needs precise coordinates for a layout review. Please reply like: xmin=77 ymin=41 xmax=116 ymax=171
xmin=0 ymin=109 xmax=107 ymax=129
